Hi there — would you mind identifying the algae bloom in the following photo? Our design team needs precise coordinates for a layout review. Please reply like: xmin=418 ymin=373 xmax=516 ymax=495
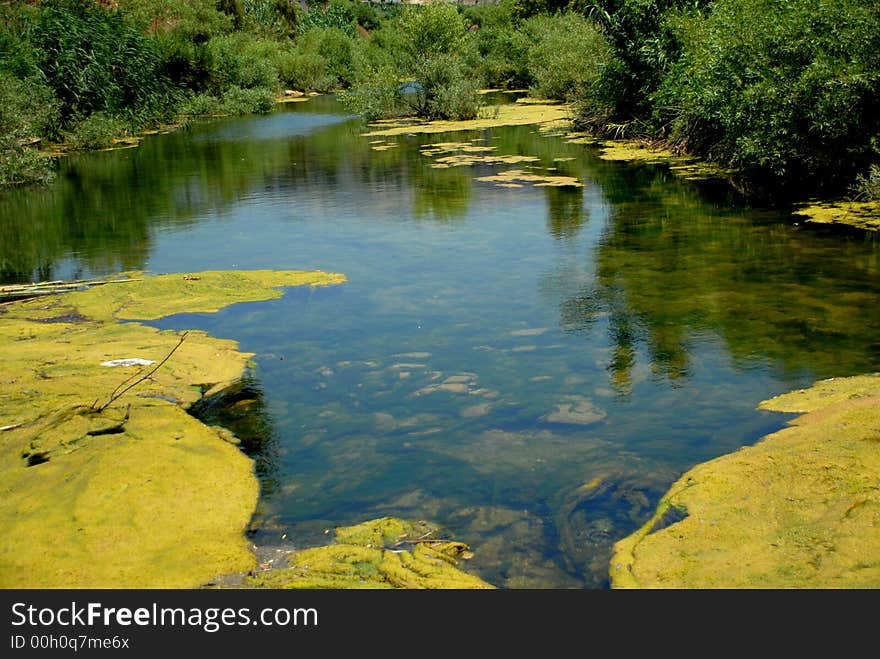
xmin=609 ymin=373 xmax=880 ymax=588
xmin=245 ymin=517 xmax=494 ymax=589
xmin=0 ymin=269 xmax=345 ymax=588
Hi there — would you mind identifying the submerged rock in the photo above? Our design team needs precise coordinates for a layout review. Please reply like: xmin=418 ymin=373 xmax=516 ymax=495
xmin=543 ymin=395 xmax=606 ymax=425
xmin=609 ymin=373 xmax=880 ymax=588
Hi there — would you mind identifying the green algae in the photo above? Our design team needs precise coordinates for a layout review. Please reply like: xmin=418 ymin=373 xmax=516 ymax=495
xmin=609 ymin=373 xmax=880 ymax=588
xmin=414 ymin=139 xmax=581 ymax=188
xmin=0 ymin=269 xmax=346 ymax=588
xmin=475 ymin=168 xmax=582 ymax=188
xmin=566 ymin=136 xmax=735 ymax=181
xmin=362 ymin=100 xmax=572 ymax=138
xmin=792 ymin=200 xmax=880 ymax=232
xmin=245 ymin=517 xmax=494 ymax=589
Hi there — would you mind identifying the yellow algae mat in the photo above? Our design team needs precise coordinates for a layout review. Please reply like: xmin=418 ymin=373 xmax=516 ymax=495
xmin=245 ymin=517 xmax=493 ymax=589
xmin=362 ymin=99 xmax=572 ymax=138
xmin=610 ymin=373 xmax=880 ymax=588
xmin=0 ymin=270 xmax=345 ymax=588
xmin=792 ymin=200 xmax=880 ymax=232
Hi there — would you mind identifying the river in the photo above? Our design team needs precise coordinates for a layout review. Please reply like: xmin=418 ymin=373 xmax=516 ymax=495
xmin=2 ymin=95 xmax=878 ymax=588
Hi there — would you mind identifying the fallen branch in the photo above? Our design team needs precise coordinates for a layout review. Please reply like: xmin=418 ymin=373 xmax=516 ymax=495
xmin=0 ymin=277 xmax=142 ymax=302
xmin=95 ymin=332 xmax=189 ymax=412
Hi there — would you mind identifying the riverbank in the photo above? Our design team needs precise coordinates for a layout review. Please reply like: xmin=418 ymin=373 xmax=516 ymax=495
xmin=0 ymin=269 xmax=345 ymax=588
xmin=362 ymin=98 xmax=880 ymax=233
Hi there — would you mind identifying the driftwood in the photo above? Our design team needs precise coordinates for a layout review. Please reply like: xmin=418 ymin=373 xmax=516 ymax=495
xmin=0 ymin=277 xmax=141 ymax=303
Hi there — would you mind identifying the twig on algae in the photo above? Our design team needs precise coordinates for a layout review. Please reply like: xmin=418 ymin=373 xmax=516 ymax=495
xmin=94 ymin=332 xmax=189 ymax=413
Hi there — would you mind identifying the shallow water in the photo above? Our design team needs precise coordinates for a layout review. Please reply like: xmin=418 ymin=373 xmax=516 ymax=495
xmin=3 ymin=96 xmax=879 ymax=588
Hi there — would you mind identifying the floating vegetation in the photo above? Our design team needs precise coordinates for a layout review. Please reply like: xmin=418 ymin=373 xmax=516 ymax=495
xmin=475 ymin=168 xmax=582 ymax=188
xmin=610 ymin=373 xmax=880 ymax=588
xmin=791 ymin=200 xmax=880 ymax=231
xmin=566 ymin=137 xmax=735 ymax=181
xmin=362 ymin=101 xmax=572 ymax=137
xmin=244 ymin=517 xmax=494 ymax=589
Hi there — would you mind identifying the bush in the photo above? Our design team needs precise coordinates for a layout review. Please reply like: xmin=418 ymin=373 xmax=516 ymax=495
xmin=206 ymin=34 xmax=280 ymax=93
xmin=0 ymin=137 xmax=56 ymax=187
xmin=241 ymin=0 xmax=301 ymax=37
xmin=0 ymin=3 xmax=42 ymax=80
xmin=464 ymin=2 xmax=532 ymax=90
xmin=338 ymin=64 xmax=407 ymax=120
xmin=62 ymin=112 xmax=128 ymax=150
xmin=180 ymin=86 xmax=275 ymax=116
xmin=850 ymin=164 xmax=880 ymax=201
xmin=301 ymin=27 xmax=357 ymax=89
xmin=583 ymin=0 xmax=713 ymax=122
xmin=410 ymin=54 xmax=481 ymax=120
xmin=32 ymin=0 xmax=169 ymax=131
xmin=653 ymin=0 xmax=880 ymax=194
xmin=277 ymin=27 xmax=359 ymax=92
xmin=524 ymin=12 xmax=615 ymax=103
xmin=0 ymin=72 xmax=61 ymax=141
xmin=398 ymin=3 xmax=467 ymax=62
xmin=298 ymin=1 xmax=357 ymax=36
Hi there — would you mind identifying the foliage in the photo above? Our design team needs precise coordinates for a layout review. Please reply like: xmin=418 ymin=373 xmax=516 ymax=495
xmin=0 ymin=71 xmax=59 ymax=186
xmin=337 ymin=64 xmax=407 ymax=120
xmin=523 ymin=12 xmax=615 ymax=103
xmin=1 ymin=0 xmax=877 ymax=199
xmin=62 ymin=112 xmax=129 ymax=150
xmin=463 ymin=1 xmax=532 ymax=90
xmin=850 ymin=164 xmax=880 ymax=202
xmin=0 ymin=137 xmax=56 ymax=187
xmin=652 ymin=0 xmax=880 ymax=194
xmin=297 ymin=0 xmax=357 ymax=36
xmin=30 ymin=0 xmax=170 ymax=133
xmin=510 ymin=0 xmax=573 ymax=22
xmin=582 ymin=0 xmax=714 ymax=122
xmin=408 ymin=54 xmax=481 ymax=121
xmin=398 ymin=2 xmax=467 ymax=61
xmin=179 ymin=86 xmax=275 ymax=116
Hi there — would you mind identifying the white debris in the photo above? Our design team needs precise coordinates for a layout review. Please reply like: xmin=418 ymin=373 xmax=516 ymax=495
xmin=101 ymin=358 xmax=156 ymax=367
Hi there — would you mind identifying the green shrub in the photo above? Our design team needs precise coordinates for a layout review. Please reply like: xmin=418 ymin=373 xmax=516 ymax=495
xmin=206 ymin=34 xmax=280 ymax=93
xmin=398 ymin=3 xmax=467 ymax=62
xmin=179 ymin=86 xmax=275 ymax=116
xmin=653 ymin=0 xmax=880 ymax=193
xmin=409 ymin=54 xmax=481 ymax=121
xmin=62 ymin=112 xmax=128 ymax=150
xmin=298 ymin=1 xmax=357 ymax=36
xmin=464 ymin=2 xmax=532 ymax=90
xmin=0 ymin=137 xmax=56 ymax=187
xmin=302 ymin=27 xmax=357 ymax=89
xmin=524 ymin=12 xmax=614 ymax=103
xmin=0 ymin=72 xmax=61 ymax=141
xmin=32 ymin=0 xmax=170 ymax=130
xmin=274 ymin=50 xmax=329 ymax=91
xmin=850 ymin=164 xmax=880 ymax=201
xmin=218 ymin=86 xmax=276 ymax=114
xmin=277 ymin=27 xmax=359 ymax=92
xmin=0 ymin=3 xmax=42 ymax=80
xmin=241 ymin=0 xmax=301 ymax=37
xmin=583 ymin=0 xmax=713 ymax=122
xmin=338 ymin=64 xmax=406 ymax=120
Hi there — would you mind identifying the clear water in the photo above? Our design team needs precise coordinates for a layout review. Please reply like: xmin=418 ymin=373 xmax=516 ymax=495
xmin=2 ymin=96 xmax=878 ymax=588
